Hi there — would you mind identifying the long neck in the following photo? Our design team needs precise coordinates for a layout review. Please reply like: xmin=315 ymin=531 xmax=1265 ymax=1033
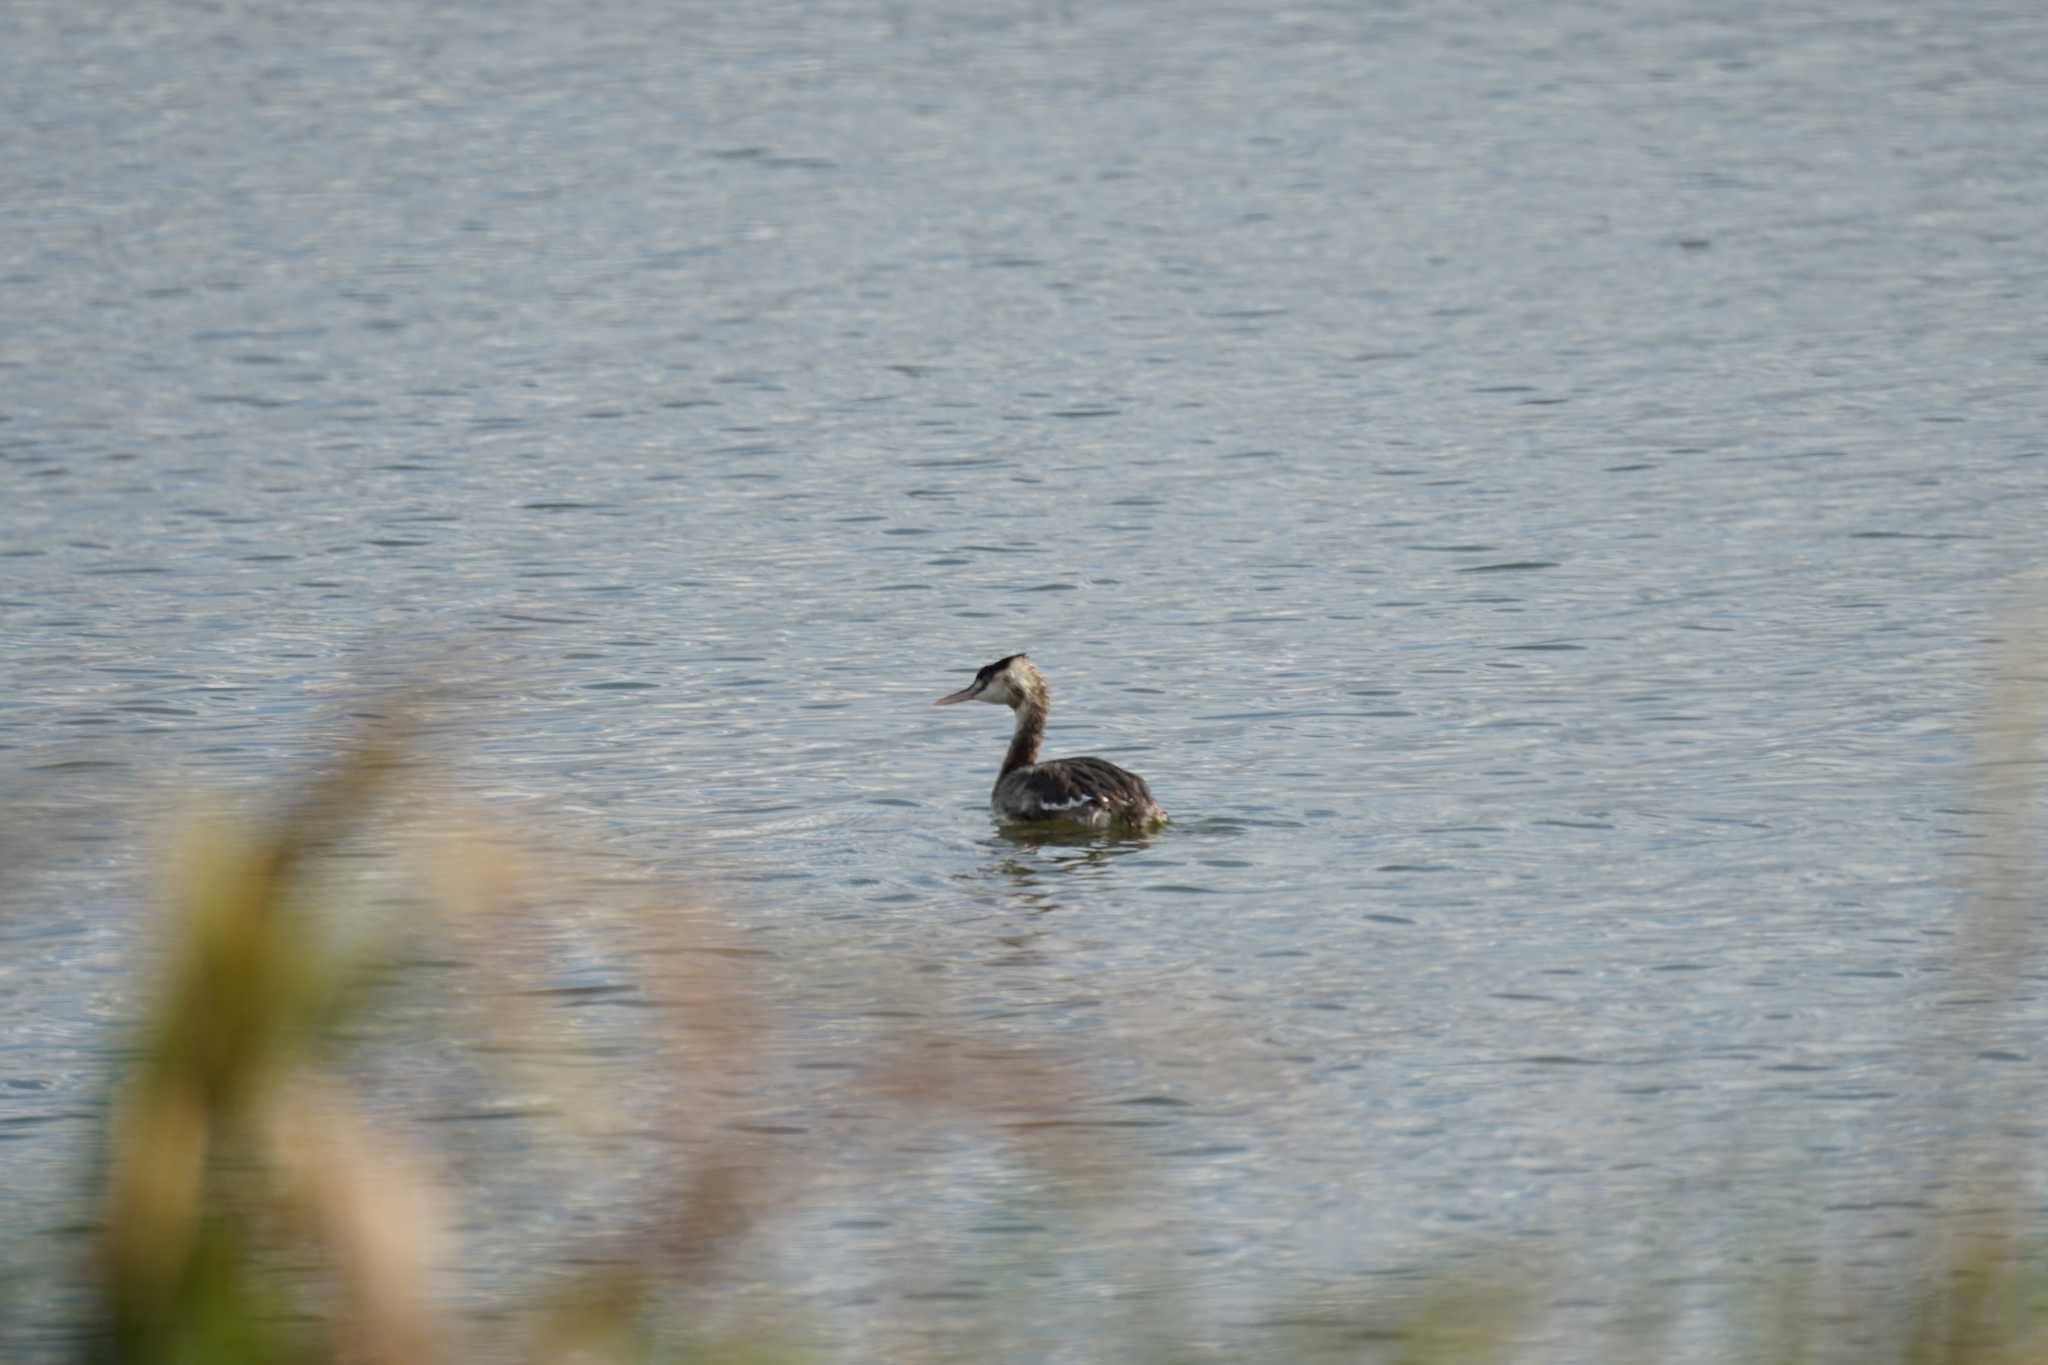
xmin=1001 ymin=697 xmax=1046 ymax=776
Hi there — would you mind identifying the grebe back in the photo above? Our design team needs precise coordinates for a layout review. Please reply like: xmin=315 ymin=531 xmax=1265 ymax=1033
xmin=934 ymin=653 xmax=1166 ymax=830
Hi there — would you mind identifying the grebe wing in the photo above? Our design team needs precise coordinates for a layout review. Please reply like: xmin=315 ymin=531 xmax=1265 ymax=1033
xmin=1003 ymin=757 xmax=1155 ymax=820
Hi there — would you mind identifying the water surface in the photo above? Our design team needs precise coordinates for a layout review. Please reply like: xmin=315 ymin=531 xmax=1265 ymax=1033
xmin=4 ymin=0 xmax=2047 ymax=1358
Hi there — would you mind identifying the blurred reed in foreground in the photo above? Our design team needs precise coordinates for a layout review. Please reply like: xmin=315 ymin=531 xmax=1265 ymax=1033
xmin=93 ymin=733 xmax=448 ymax=1364
xmin=63 ymin=598 xmax=2048 ymax=1361
xmin=81 ymin=713 xmax=1165 ymax=1364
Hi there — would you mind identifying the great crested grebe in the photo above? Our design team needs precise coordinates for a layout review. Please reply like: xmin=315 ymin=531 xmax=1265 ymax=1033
xmin=935 ymin=653 xmax=1166 ymax=830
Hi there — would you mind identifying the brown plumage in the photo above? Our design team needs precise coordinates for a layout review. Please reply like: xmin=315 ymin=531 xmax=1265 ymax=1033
xmin=934 ymin=654 xmax=1166 ymax=830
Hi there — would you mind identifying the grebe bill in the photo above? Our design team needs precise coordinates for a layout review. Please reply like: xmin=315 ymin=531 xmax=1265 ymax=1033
xmin=935 ymin=653 xmax=1166 ymax=830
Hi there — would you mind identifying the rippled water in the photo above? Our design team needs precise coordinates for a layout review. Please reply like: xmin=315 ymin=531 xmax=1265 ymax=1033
xmin=6 ymin=0 xmax=2048 ymax=1357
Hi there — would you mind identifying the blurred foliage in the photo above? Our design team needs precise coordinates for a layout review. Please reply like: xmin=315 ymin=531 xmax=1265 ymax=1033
xmin=53 ymin=604 xmax=2048 ymax=1362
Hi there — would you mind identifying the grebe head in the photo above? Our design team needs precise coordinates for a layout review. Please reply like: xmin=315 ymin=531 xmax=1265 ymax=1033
xmin=935 ymin=653 xmax=1042 ymax=709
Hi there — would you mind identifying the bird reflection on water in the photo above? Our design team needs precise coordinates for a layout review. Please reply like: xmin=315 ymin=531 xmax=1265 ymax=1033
xmin=967 ymin=830 xmax=1159 ymax=922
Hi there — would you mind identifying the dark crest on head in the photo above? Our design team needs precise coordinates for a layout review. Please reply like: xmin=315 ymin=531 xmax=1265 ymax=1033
xmin=977 ymin=653 xmax=1026 ymax=684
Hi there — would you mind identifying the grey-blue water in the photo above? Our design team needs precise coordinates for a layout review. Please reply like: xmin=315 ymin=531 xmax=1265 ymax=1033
xmin=5 ymin=0 xmax=2047 ymax=1358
